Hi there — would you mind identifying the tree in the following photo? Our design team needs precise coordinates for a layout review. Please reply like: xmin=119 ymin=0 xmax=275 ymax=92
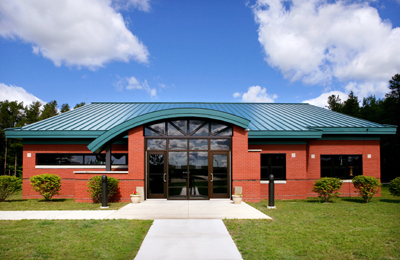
xmin=386 ymin=74 xmax=400 ymax=102
xmin=40 ymin=100 xmax=58 ymax=120
xmin=0 ymin=100 xmax=25 ymax=129
xmin=341 ymin=91 xmax=360 ymax=117
xmin=0 ymin=100 xmax=24 ymax=176
xmin=381 ymin=74 xmax=400 ymax=182
xmin=360 ymin=96 xmax=383 ymax=123
xmin=326 ymin=94 xmax=343 ymax=112
xmin=60 ymin=103 xmax=71 ymax=113
xmin=74 ymin=102 xmax=85 ymax=109
xmin=24 ymin=101 xmax=42 ymax=125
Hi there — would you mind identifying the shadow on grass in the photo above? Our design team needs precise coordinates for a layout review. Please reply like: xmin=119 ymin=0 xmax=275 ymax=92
xmin=38 ymin=199 xmax=68 ymax=203
xmin=341 ymin=198 xmax=366 ymax=203
xmin=379 ymin=199 xmax=400 ymax=204
xmin=2 ymin=199 xmax=28 ymax=203
xmin=305 ymin=200 xmax=322 ymax=203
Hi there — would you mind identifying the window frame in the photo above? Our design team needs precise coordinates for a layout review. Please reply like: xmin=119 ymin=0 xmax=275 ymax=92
xmin=320 ymin=154 xmax=363 ymax=179
xmin=36 ymin=153 xmax=128 ymax=166
xmin=260 ymin=153 xmax=286 ymax=180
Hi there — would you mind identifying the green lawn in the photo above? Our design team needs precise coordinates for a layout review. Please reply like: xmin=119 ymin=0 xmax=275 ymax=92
xmin=0 ymin=192 xmax=130 ymax=210
xmin=0 ymin=219 xmax=152 ymax=259
xmin=225 ymin=186 xmax=400 ymax=260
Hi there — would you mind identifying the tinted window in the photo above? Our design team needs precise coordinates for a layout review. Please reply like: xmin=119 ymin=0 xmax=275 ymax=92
xmin=85 ymin=155 xmax=106 ymax=165
xmin=321 ymin=155 xmax=362 ymax=179
xmin=210 ymin=139 xmax=230 ymax=150
xmin=37 ymin=154 xmax=84 ymax=165
xmin=261 ymin=154 xmax=286 ymax=180
xmin=147 ymin=139 xmax=167 ymax=150
xmin=36 ymin=154 xmax=128 ymax=165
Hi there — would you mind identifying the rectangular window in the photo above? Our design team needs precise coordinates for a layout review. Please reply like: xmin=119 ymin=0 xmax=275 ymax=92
xmin=36 ymin=154 xmax=128 ymax=165
xmin=321 ymin=155 xmax=362 ymax=179
xmin=261 ymin=154 xmax=286 ymax=180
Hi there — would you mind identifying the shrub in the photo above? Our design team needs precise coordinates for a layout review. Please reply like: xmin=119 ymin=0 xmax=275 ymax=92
xmin=389 ymin=177 xmax=400 ymax=197
xmin=312 ymin=177 xmax=343 ymax=202
xmin=30 ymin=174 xmax=62 ymax=201
xmin=352 ymin=175 xmax=381 ymax=203
xmin=86 ymin=176 xmax=119 ymax=203
xmin=0 ymin=176 xmax=22 ymax=202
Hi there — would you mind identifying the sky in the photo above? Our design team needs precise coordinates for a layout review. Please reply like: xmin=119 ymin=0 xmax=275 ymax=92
xmin=0 ymin=0 xmax=399 ymax=108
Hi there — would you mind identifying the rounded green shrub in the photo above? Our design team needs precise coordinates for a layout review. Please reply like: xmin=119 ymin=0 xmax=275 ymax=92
xmin=352 ymin=175 xmax=381 ymax=203
xmin=30 ymin=174 xmax=62 ymax=201
xmin=312 ymin=177 xmax=343 ymax=202
xmin=389 ymin=177 xmax=400 ymax=197
xmin=86 ymin=176 xmax=119 ymax=203
xmin=0 ymin=176 xmax=22 ymax=202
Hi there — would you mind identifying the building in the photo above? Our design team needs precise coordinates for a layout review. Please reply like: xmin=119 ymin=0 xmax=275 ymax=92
xmin=5 ymin=102 xmax=397 ymax=202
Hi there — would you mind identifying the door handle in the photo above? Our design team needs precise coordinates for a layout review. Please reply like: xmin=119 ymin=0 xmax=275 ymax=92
xmin=163 ymin=173 xmax=166 ymax=182
xmin=211 ymin=173 xmax=213 ymax=182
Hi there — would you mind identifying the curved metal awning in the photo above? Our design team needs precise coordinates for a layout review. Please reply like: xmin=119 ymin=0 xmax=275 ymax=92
xmin=87 ymin=108 xmax=250 ymax=153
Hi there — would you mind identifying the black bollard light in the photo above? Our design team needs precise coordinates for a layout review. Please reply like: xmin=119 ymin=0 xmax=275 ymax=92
xmin=268 ymin=174 xmax=276 ymax=209
xmin=100 ymin=175 xmax=109 ymax=209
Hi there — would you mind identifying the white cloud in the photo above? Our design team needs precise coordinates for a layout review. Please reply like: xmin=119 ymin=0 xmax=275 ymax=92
xmin=126 ymin=76 xmax=157 ymax=98
xmin=303 ymin=91 xmax=348 ymax=108
xmin=253 ymin=0 xmax=400 ymax=97
xmin=0 ymin=83 xmax=45 ymax=106
xmin=234 ymin=86 xmax=277 ymax=102
xmin=0 ymin=0 xmax=149 ymax=69
xmin=113 ymin=0 xmax=151 ymax=12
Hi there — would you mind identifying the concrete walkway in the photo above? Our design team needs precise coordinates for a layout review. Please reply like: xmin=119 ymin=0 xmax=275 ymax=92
xmin=107 ymin=199 xmax=271 ymax=219
xmin=0 ymin=200 xmax=271 ymax=220
xmin=134 ymin=219 xmax=243 ymax=260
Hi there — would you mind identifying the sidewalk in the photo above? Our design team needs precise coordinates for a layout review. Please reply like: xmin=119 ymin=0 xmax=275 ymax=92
xmin=0 ymin=200 xmax=271 ymax=220
xmin=134 ymin=219 xmax=243 ymax=260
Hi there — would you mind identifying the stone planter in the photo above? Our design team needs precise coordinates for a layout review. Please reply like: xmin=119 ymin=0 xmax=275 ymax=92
xmin=232 ymin=195 xmax=242 ymax=204
xmin=130 ymin=195 xmax=140 ymax=204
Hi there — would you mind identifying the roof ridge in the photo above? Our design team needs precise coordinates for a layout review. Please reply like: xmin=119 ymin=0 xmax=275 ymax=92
xmin=90 ymin=102 xmax=309 ymax=105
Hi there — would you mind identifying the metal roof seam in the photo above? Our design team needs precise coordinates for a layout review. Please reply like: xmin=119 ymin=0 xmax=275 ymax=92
xmin=22 ymin=103 xmax=96 ymax=131
xmin=94 ymin=103 xmax=133 ymax=130
xmin=241 ymin=104 xmax=282 ymax=131
xmin=74 ymin=103 xmax=117 ymax=130
xmin=51 ymin=103 xmax=104 ymax=130
xmin=224 ymin=104 xmax=260 ymax=130
xmin=253 ymin=104 xmax=305 ymax=130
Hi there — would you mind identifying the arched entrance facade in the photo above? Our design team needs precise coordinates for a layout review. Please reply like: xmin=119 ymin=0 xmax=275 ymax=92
xmin=144 ymin=118 xmax=232 ymax=200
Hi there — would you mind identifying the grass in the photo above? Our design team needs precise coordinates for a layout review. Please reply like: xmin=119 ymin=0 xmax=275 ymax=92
xmin=0 ymin=192 xmax=130 ymax=211
xmin=225 ymin=185 xmax=400 ymax=260
xmin=0 ymin=219 xmax=152 ymax=259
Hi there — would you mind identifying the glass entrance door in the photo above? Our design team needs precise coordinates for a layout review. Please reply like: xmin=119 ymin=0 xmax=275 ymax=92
xmin=168 ymin=152 xmax=188 ymax=199
xmin=168 ymin=151 xmax=209 ymax=199
xmin=189 ymin=152 xmax=208 ymax=199
xmin=147 ymin=152 xmax=166 ymax=198
xmin=210 ymin=152 xmax=230 ymax=198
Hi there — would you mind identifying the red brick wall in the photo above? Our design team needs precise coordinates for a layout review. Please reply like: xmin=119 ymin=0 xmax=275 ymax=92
xmin=306 ymin=140 xmax=381 ymax=197
xmin=21 ymin=126 xmax=381 ymax=202
xmin=232 ymin=126 xmax=261 ymax=202
xmin=22 ymin=143 xmax=134 ymax=201
xmin=249 ymin=140 xmax=381 ymax=200
xmin=248 ymin=143 xmax=309 ymax=199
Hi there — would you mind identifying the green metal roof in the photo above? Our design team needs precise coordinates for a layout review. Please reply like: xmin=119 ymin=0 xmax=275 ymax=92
xmin=5 ymin=102 xmax=397 ymax=146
